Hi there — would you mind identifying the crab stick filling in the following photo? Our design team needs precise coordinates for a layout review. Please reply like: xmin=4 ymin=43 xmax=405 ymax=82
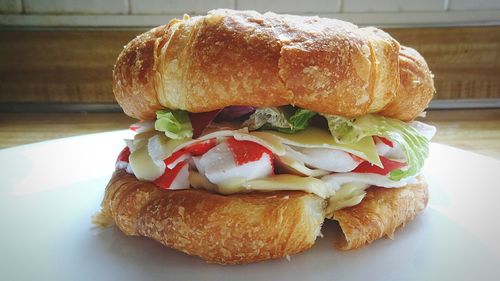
xmin=194 ymin=138 xmax=274 ymax=186
xmin=114 ymin=120 xmax=435 ymax=210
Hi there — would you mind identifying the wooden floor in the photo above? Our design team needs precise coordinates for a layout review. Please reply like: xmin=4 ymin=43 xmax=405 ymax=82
xmin=1 ymin=109 xmax=499 ymax=160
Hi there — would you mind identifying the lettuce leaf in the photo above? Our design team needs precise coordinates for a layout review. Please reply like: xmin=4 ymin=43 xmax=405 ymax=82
xmin=243 ymin=107 xmax=316 ymax=133
xmin=325 ymin=114 xmax=429 ymax=181
xmin=154 ymin=109 xmax=193 ymax=139
xmin=279 ymin=108 xmax=317 ymax=133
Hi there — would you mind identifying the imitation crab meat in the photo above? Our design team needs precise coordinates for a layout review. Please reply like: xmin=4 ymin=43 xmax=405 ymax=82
xmin=194 ymin=138 xmax=274 ymax=185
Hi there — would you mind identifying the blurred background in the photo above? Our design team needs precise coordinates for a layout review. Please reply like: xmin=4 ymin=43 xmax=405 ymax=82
xmin=0 ymin=0 xmax=499 ymax=158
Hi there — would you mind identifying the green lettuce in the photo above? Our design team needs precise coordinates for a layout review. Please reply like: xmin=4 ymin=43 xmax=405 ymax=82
xmin=243 ymin=107 xmax=316 ymax=133
xmin=325 ymin=114 xmax=429 ymax=181
xmin=154 ymin=109 xmax=193 ymax=139
xmin=281 ymin=108 xmax=317 ymax=133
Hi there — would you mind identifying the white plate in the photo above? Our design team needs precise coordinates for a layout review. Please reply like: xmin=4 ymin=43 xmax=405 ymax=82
xmin=1 ymin=131 xmax=500 ymax=281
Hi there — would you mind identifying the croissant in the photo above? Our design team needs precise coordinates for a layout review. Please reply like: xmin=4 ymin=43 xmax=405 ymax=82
xmin=95 ymin=170 xmax=428 ymax=264
xmin=113 ymin=9 xmax=434 ymax=121
xmin=96 ymin=9 xmax=434 ymax=265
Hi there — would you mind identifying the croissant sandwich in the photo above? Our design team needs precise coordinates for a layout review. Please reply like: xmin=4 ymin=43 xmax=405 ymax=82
xmin=93 ymin=9 xmax=435 ymax=264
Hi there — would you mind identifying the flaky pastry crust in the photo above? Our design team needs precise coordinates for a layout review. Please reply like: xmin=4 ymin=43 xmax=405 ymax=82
xmin=333 ymin=177 xmax=429 ymax=250
xmin=95 ymin=170 xmax=428 ymax=264
xmin=97 ymin=170 xmax=326 ymax=264
xmin=113 ymin=9 xmax=434 ymax=121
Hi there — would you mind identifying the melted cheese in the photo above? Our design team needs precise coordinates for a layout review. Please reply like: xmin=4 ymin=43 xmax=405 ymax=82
xmin=190 ymin=170 xmax=248 ymax=194
xmin=233 ymin=131 xmax=286 ymax=156
xmin=276 ymin=155 xmax=330 ymax=177
xmin=189 ymin=171 xmax=218 ymax=191
xmin=242 ymin=175 xmax=332 ymax=198
xmin=265 ymin=128 xmax=382 ymax=167
xmin=126 ymin=126 xmax=422 ymax=211
xmin=322 ymin=172 xmax=419 ymax=191
xmin=326 ymin=183 xmax=369 ymax=216
xmin=217 ymin=178 xmax=249 ymax=194
xmin=189 ymin=172 xmax=334 ymax=198
xmin=129 ymin=144 xmax=165 ymax=181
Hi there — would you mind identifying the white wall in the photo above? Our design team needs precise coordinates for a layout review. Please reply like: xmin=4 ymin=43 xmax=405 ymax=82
xmin=1 ymin=0 xmax=499 ymax=27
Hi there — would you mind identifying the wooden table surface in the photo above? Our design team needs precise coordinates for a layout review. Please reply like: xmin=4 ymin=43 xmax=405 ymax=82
xmin=1 ymin=109 xmax=499 ymax=160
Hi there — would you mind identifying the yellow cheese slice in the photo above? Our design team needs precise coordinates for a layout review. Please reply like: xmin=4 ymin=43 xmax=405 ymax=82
xmin=233 ymin=131 xmax=286 ymax=156
xmin=242 ymin=174 xmax=331 ymax=198
xmin=326 ymin=183 xmax=369 ymax=215
xmin=265 ymin=128 xmax=382 ymax=167
xmin=189 ymin=171 xmax=218 ymax=191
xmin=276 ymin=155 xmax=330 ymax=177
xmin=129 ymin=144 xmax=165 ymax=181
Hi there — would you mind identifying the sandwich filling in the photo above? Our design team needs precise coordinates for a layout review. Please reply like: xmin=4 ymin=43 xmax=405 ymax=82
xmin=115 ymin=106 xmax=435 ymax=213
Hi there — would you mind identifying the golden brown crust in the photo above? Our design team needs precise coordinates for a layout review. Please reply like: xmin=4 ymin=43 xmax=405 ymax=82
xmin=113 ymin=9 xmax=433 ymax=120
xmin=98 ymin=170 xmax=429 ymax=263
xmin=333 ymin=178 xmax=429 ymax=250
xmin=113 ymin=24 xmax=175 ymax=121
xmin=380 ymin=46 xmax=435 ymax=121
xmin=99 ymin=170 xmax=326 ymax=264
